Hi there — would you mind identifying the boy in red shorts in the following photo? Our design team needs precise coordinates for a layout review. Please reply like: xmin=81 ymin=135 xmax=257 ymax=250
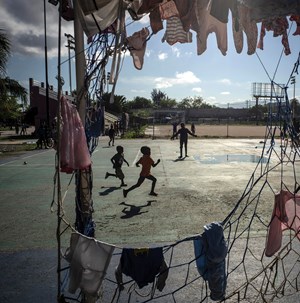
xmin=123 ymin=146 xmax=160 ymax=197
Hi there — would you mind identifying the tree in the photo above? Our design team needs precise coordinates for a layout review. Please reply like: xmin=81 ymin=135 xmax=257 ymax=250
xmin=0 ymin=29 xmax=28 ymax=123
xmin=151 ymin=89 xmax=167 ymax=107
xmin=126 ymin=96 xmax=153 ymax=109
xmin=101 ymin=92 xmax=127 ymax=114
xmin=177 ymin=96 xmax=215 ymax=109
xmin=158 ymin=97 xmax=177 ymax=108
xmin=0 ymin=29 xmax=10 ymax=76
xmin=0 ymin=94 xmax=23 ymax=125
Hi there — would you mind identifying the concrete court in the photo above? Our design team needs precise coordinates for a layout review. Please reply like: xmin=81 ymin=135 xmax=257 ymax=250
xmin=0 ymin=136 xmax=299 ymax=302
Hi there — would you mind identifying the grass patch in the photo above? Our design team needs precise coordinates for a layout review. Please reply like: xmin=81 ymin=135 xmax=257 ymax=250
xmin=122 ymin=125 xmax=147 ymax=139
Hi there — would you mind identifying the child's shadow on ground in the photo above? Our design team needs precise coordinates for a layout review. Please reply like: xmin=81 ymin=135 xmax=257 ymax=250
xmin=119 ymin=200 xmax=156 ymax=219
xmin=173 ymin=156 xmax=187 ymax=162
xmin=99 ymin=186 xmax=121 ymax=196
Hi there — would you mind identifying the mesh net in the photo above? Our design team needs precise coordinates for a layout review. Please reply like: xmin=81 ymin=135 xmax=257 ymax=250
xmin=54 ymin=35 xmax=300 ymax=302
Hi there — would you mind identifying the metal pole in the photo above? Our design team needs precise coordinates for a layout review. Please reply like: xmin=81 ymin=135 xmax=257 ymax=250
xmin=152 ymin=116 xmax=155 ymax=139
xmin=43 ymin=0 xmax=50 ymax=126
xmin=227 ymin=103 xmax=229 ymax=138
xmin=74 ymin=0 xmax=86 ymax=122
xmin=68 ymin=41 xmax=72 ymax=93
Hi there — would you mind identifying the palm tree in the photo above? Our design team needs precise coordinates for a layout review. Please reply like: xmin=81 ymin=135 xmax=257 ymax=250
xmin=0 ymin=28 xmax=10 ymax=76
xmin=0 ymin=29 xmax=27 ymax=113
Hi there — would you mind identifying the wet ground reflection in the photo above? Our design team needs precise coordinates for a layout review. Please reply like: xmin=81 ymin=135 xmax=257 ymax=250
xmin=194 ymin=154 xmax=269 ymax=164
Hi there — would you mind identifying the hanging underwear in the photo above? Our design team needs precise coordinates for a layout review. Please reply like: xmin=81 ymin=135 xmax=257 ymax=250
xmin=232 ymin=3 xmax=258 ymax=55
xmin=65 ymin=232 xmax=115 ymax=296
xmin=127 ymin=27 xmax=150 ymax=70
xmin=173 ymin=0 xmax=198 ymax=32
xmin=257 ymin=17 xmax=291 ymax=56
xmin=195 ymin=0 xmax=227 ymax=56
xmin=290 ymin=15 xmax=300 ymax=36
xmin=137 ymin=0 xmax=164 ymax=34
xmin=159 ymin=0 xmax=179 ymax=20
xmin=265 ymin=190 xmax=300 ymax=257
xmin=115 ymin=247 xmax=169 ymax=291
xmin=162 ymin=16 xmax=193 ymax=45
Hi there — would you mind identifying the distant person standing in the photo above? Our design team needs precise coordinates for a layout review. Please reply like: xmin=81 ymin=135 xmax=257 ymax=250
xmin=123 ymin=146 xmax=160 ymax=197
xmin=171 ymin=122 xmax=197 ymax=158
xmin=113 ymin=121 xmax=119 ymax=136
xmin=105 ymin=145 xmax=129 ymax=187
xmin=20 ymin=123 xmax=27 ymax=136
xmin=172 ymin=122 xmax=178 ymax=139
xmin=15 ymin=123 xmax=19 ymax=135
xmin=191 ymin=123 xmax=195 ymax=135
xmin=108 ymin=124 xmax=116 ymax=146
xmin=36 ymin=122 xmax=48 ymax=149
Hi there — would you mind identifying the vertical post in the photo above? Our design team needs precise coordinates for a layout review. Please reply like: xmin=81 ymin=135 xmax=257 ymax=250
xmin=73 ymin=0 xmax=93 ymax=241
xmin=255 ymin=96 xmax=259 ymax=126
xmin=291 ymin=77 xmax=296 ymax=119
xmin=68 ymin=41 xmax=72 ymax=93
xmin=227 ymin=103 xmax=229 ymax=138
xmin=43 ymin=0 xmax=50 ymax=127
xmin=152 ymin=116 xmax=155 ymax=140
xmin=74 ymin=0 xmax=86 ymax=123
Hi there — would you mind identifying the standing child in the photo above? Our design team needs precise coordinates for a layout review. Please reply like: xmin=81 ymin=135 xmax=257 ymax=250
xmin=171 ymin=122 xmax=197 ymax=158
xmin=108 ymin=124 xmax=116 ymax=146
xmin=123 ymin=146 xmax=160 ymax=197
xmin=105 ymin=145 xmax=129 ymax=187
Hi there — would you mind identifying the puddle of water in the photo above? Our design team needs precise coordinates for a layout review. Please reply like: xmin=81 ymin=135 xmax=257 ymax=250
xmin=194 ymin=154 xmax=269 ymax=164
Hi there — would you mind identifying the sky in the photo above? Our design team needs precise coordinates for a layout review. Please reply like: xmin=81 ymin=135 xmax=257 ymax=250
xmin=1 ymin=1 xmax=300 ymax=108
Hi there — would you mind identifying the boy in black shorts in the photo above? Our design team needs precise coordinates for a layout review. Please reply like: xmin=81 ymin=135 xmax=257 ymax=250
xmin=105 ymin=145 xmax=129 ymax=187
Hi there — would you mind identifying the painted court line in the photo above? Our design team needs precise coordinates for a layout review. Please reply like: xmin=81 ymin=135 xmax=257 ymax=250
xmin=132 ymin=150 xmax=141 ymax=167
xmin=0 ymin=150 xmax=51 ymax=166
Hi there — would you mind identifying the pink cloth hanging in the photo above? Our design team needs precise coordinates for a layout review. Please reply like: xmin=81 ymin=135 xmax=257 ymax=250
xmin=265 ymin=190 xmax=300 ymax=257
xmin=60 ymin=96 xmax=91 ymax=173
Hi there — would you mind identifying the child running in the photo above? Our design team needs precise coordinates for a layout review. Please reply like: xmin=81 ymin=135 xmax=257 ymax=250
xmin=123 ymin=146 xmax=160 ymax=198
xmin=105 ymin=145 xmax=129 ymax=187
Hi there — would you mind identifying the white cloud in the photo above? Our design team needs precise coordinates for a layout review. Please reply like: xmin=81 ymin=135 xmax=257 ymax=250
xmin=158 ymin=52 xmax=168 ymax=60
xmin=154 ymin=71 xmax=201 ymax=89
xmin=192 ymin=87 xmax=202 ymax=93
xmin=206 ymin=96 xmax=217 ymax=104
xmin=145 ymin=49 xmax=152 ymax=57
xmin=221 ymin=91 xmax=231 ymax=95
xmin=175 ymin=71 xmax=201 ymax=84
xmin=218 ymin=78 xmax=232 ymax=85
xmin=131 ymin=89 xmax=147 ymax=93
xmin=172 ymin=46 xmax=181 ymax=57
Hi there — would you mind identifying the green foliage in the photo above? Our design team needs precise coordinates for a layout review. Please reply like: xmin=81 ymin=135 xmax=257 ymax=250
xmin=177 ymin=96 xmax=215 ymax=109
xmin=151 ymin=89 xmax=167 ymax=107
xmin=101 ymin=92 xmax=127 ymax=113
xmin=159 ymin=97 xmax=177 ymax=108
xmin=0 ymin=29 xmax=28 ymax=124
xmin=122 ymin=125 xmax=147 ymax=139
xmin=0 ymin=94 xmax=23 ymax=122
xmin=0 ymin=28 xmax=10 ymax=77
xmin=127 ymin=96 xmax=152 ymax=109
